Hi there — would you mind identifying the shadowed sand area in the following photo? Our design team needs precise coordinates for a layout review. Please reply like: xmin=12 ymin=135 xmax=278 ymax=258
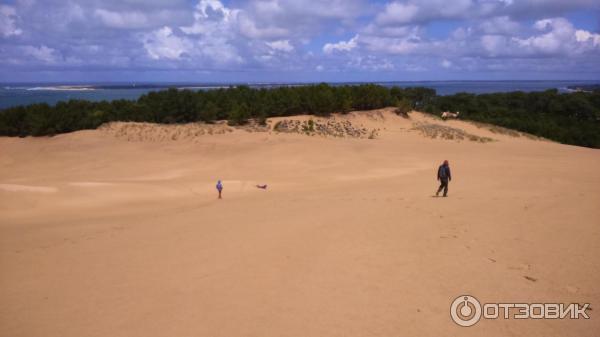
xmin=1 ymin=109 xmax=599 ymax=337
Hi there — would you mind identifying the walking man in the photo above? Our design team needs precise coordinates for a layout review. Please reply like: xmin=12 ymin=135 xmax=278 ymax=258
xmin=436 ymin=160 xmax=451 ymax=197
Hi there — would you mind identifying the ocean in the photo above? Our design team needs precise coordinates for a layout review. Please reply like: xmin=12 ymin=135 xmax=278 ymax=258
xmin=1 ymin=80 xmax=598 ymax=110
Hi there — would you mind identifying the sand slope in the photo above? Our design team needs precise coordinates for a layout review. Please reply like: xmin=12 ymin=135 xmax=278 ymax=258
xmin=1 ymin=109 xmax=599 ymax=337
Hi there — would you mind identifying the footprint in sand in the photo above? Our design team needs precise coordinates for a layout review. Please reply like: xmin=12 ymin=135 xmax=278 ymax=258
xmin=524 ymin=275 xmax=538 ymax=282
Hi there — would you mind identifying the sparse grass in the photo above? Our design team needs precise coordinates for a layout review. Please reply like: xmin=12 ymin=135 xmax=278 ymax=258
xmin=411 ymin=122 xmax=494 ymax=143
xmin=471 ymin=121 xmax=544 ymax=140
xmin=273 ymin=119 xmax=377 ymax=139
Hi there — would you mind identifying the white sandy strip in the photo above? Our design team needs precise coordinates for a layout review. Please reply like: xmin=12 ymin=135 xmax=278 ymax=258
xmin=68 ymin=182 xmax=116 ymax=187
xmin=0 ymin=183 xmax=57 ymax=193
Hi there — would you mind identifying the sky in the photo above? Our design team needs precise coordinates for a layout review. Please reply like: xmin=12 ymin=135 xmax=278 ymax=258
xmin=0 ymin=0 xmax=599 ymax=83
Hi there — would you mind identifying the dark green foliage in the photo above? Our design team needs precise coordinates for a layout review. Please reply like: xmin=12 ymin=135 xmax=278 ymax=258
xmin=1 ymin=84 xmax=599 ymax=148
xmin=227 ymin=103 xmax=250 ymax=126
xmin=197 ymin=101 xmax=218 ymax=123
xmin=393 ymin=97 xmax=412 ymax=117
xmin=423 ymin=89 xmax=600 ymax=148
xmin=0 ymin=83 xmax=404 ymax=137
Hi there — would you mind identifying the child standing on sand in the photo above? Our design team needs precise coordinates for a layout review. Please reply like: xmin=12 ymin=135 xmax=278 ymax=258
xmin=216 ymin=180 xmax=223 ymax=199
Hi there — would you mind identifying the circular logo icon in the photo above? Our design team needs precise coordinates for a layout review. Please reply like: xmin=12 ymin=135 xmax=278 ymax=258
xmin=450 ymin=295 xmax=482 ymax=327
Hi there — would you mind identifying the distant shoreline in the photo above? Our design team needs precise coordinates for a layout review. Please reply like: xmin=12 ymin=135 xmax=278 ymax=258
xmin=3 ymin=80 xmax=600 ymax=91
xmin=565 ymin=84 xmax=600 ymax=93
xmin=2 ymin=80 xmax=599 ymax=111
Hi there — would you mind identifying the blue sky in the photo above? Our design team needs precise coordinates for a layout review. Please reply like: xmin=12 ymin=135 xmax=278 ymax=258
xmin=0 ymin=0 xmax=599 ymax=82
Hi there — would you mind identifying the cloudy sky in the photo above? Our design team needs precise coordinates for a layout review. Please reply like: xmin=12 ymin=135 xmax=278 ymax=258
xmin=1 ymin=0 xmax=599 ymax=82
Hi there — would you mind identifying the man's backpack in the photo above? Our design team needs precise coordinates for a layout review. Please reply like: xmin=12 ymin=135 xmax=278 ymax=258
xmin=438 ymin=165 xmax=447 ymax=179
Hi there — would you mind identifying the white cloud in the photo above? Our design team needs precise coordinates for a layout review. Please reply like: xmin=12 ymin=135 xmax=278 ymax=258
xmin=347 ymin=55 xmax=395 ymax=71
xmin=375 ymin=0 xmax=474 ymax=25
xmin=575 ymin=30 xmax=600 ymax=47
xmin=481 ymin=35 xmax=509 ymax=56
xmin=178 ymin=0 xmax=244 ymax=64
xmin=323 ymin=35 xmax=358 ymax=54
xmin=181 ymin=0 xmax=238 ymax=35
xmin=0 ymin=5 xmax=22 ymax=37
xmin=479 ymin=16 xmax=520 ymax=35
xmin=95 ymin=9 xmax=149 ymax=29
xmin=515 ymin=18 xmax=580 ymax=55
xmin=270 ymin=0 xmax=365 ymax=20
xmin=22 ymin=45 xmax=60 ymax=63
xmin=376 ymin=2 xmax=419 ymax=25
xmin=1 ymin=0 xmax=600 ymax=77
xmin=238 ymin=13 xmax=289 ymax=39
xmin=266 ymin=39 xmax=294 ymax=52
xmin=362 ymin=35 xmax=423 ymax=54
xmin=475 ymin=17 xmax=600 ymax=57
xmin=143 ymin=26 xmax=190 ymax=60
xmin=361 ymin=23 xmax=421 ymax=37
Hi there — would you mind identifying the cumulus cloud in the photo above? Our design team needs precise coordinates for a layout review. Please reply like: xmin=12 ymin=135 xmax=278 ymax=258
xmin=373 ymin=0 xmax=600 ymax=26
xmin=181 ymin=0 xmax=237 ymax=35
xmin=376 ymin=0 xmax=475 ymax=25
xmin=1 ymin=0 xmax=599 ymax=79
xmin=575 ymin=30 xmax=600 ymax=47
xmin=323 ymin=35 xmax=358 ymax=54
xmin=178 ymin=0 xmax=245 ymax=65
xmin=266 ymin=39 xmax=294 ymax=52
xmin=237 ymin=13 xmax=289 ymax=39
xmin=22 ymin=45 xmax=60 ymax=63
xmin=513 ymin=18 xmax=600 ymax=56
xmin=478 ymin=16 xmax=521 ymax=35
xmin=143 ymin=26 xmax=190 ymax=60
xmin=0 ymin=5 xmax=22 ymax=37
xmin=375 ymin=2 xmax=420 ymax=25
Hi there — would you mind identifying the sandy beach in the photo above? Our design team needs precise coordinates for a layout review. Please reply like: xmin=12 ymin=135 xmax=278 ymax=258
xmin=1 ymin=109 xmax=599 ymax=337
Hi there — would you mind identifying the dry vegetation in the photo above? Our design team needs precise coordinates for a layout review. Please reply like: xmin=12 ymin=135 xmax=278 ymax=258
xmin=273 ymin=119 xmax=379 ymax=139
xmin=470 ymin=121 xmax=544 ymax=140
xmin=411 ymin=122 xmax=495 ymax=143
xmin=99 ymin=122 xmax=234 ymax=142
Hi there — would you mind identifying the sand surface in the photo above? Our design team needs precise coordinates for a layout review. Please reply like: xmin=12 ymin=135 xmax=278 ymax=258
xmin=1 ymin=109 xmax=599 ymax=336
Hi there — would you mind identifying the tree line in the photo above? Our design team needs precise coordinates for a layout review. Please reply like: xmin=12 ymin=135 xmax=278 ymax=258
xmin=0 ymin=84 xmax=432 ymax=135
xmin=423 ymin=89 xmax=600 ymax=148
xmin=0 ymin=84 xmax=599 ymax=148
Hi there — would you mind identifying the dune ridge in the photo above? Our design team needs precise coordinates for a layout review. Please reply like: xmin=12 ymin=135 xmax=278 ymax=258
xmin=97 ymin=109 xmax=514 ymax=143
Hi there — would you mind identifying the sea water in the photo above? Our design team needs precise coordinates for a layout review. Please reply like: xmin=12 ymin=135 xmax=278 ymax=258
xmin=1 ymin=80 xmax=597 ymax=110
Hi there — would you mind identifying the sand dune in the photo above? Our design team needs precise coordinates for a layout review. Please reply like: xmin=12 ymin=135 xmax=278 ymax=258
xmin=1 ymin=109 xmax=599 ymax=337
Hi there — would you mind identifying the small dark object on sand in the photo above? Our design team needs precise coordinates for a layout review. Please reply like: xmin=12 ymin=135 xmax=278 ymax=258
xmin=256 ymin=184 xmax=267 ymax=189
